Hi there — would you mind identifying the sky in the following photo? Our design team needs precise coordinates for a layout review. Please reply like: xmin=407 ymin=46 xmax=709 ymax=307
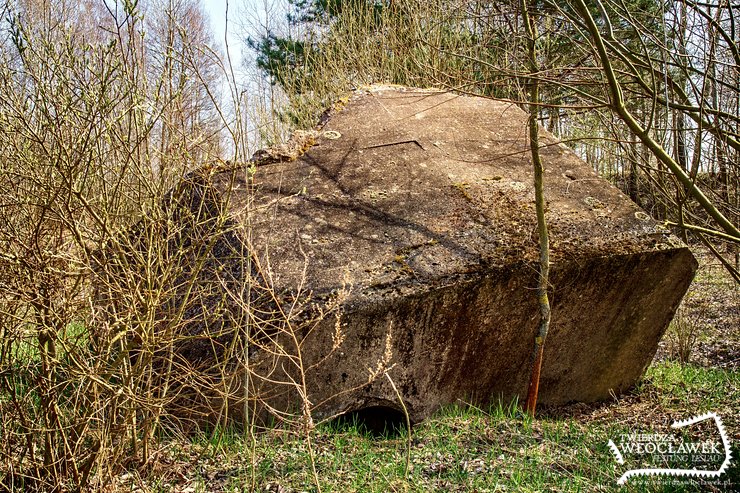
xmin=201 ymin=0 xmax=245 ymax=68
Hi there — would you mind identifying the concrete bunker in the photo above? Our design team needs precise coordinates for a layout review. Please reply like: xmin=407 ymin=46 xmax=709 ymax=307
xmin=135 ymin=86 xmax=697 ymax=426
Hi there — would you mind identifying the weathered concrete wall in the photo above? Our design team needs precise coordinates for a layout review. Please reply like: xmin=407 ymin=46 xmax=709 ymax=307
xmin=171 ymin=87 xmax=698 ymax=424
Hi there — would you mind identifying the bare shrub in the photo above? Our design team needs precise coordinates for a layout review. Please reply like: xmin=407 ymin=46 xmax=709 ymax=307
xmin=0 ymin=2 xmax=394 ymax=490
xmin=666 ymin=306 xmax=703 ymax=366
xmin=0 ymin=0 xmax=234 ymax=489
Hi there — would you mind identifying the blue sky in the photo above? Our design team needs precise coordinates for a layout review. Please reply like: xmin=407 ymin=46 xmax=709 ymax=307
xmin=201 ymin=0 xmax=251 ymax=68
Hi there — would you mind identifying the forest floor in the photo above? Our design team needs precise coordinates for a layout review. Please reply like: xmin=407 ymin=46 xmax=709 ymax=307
xmin=653 ymin=248 xmax=739 ymax=370
xmin=120 ymin=246 xmax=739 ymax=493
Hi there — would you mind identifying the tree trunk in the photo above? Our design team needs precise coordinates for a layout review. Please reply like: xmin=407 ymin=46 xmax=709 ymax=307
xmin=521 ymin=0 xmax=552 ymax=418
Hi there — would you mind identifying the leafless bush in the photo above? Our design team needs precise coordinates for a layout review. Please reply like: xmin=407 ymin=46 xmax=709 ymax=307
xmin=0 ymin=0 xmax=226 ymax=488
xmin=666 ymin=306 xmax=703 ymax=365
xmin=0 ymin=2 xmax=394 ymax=490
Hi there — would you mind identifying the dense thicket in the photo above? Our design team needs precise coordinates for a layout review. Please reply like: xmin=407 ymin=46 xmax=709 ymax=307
xmin=0 ymin=0 xmax=235 ymax=489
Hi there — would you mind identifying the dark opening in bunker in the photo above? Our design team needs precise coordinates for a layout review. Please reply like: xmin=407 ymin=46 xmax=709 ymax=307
xmin=332 ymin=406 xmax=407 ymax=437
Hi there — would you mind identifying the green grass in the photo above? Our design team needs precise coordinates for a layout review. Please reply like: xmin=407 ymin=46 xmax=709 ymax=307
xmin=2 ymin=320 xmax=88 ymax=363
xmin=145 ymin=361 xmax=738 ymax=493
xmin=642 ymin=361 xmax=739 ymax=411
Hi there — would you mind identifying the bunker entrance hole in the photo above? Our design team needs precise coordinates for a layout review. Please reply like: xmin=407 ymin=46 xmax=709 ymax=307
xmin=331 ymin=405 xmax=408 ymax=437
